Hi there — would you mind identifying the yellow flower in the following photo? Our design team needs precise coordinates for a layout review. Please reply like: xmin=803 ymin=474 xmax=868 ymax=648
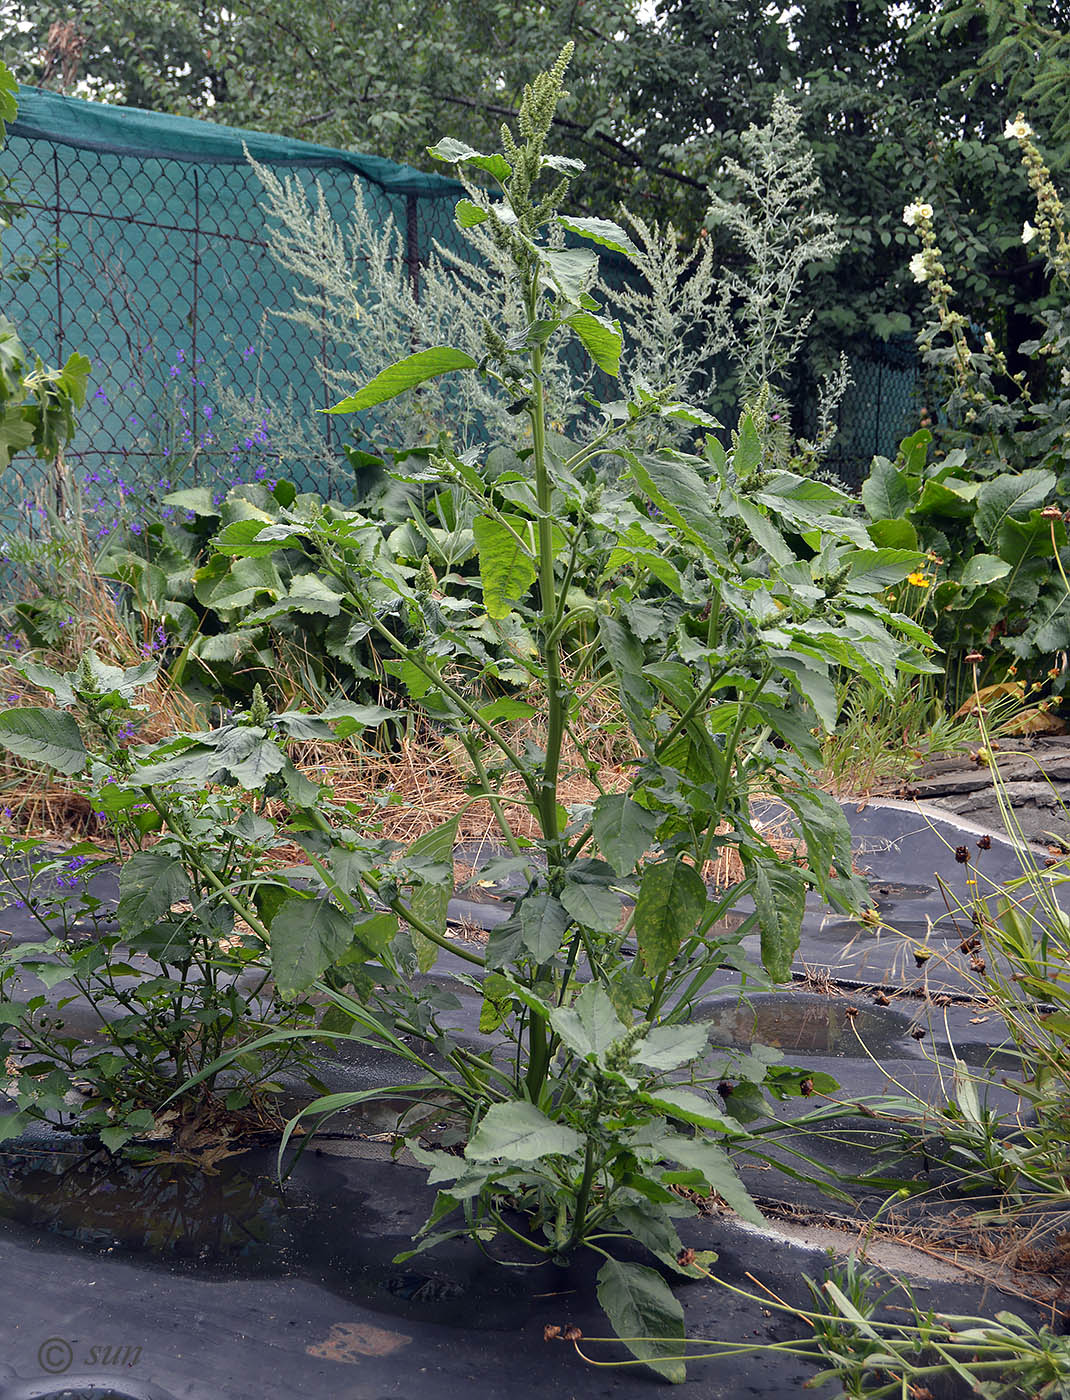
xmin=907 ymin=572 xmax=931 ymax=588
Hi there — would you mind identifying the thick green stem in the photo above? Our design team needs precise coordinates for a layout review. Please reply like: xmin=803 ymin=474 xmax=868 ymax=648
xmin=528 ymin=285 xmax=567 ymax=869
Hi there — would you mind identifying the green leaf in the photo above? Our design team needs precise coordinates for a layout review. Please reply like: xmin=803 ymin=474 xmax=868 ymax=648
xmin=623 ymin=451 xmax=727 ymax=564
xmin=595 ymin=1259 xmax=686 ymax=1384
xmin=861 ymin=456 xmax=911 ymax=520
xmin=746 ymin=854 xmax=806 ymax=982
xmin=426 ymin=137 xmax=510 ymax=182
xmin=974 ymin=469 xmax=1056 ymax=542
xmin=269 ymin=895 xmax=353 ymax=997
xmin=599 ymin=615 xmax=656 ymax=742
xmin=326 ymin=348 xmax=479 ymax=414
xmin=661 ymin=1135 xmax=763 ymax=1224
xmin=567 ymin=311 xmax=623 ymax=376
xmin=16 ymin=663 xmax=76 ymax=707
xmin=117 ymin=852 xmax=192 ymax=933
xmin=518 ymin=894 xmax=569 ymax=962
xmin=550 ymin=981 xmax=627 ymax=1063
xmin=465 ymin=1101 xmax=583 ymax=1163
xmin=0 ymin=708 xmax=86 ymax=775
xmin=560 ymin=879 xmax=623 ymax=933
xmin=557 ymin=214 xmax=640 ymax=258
xmin=455 ymin=198 xmax=488 ymax=227
xmin=194 ymin=554 xmax=283 ymax=611
xmin=866 ymin=517 xmax=917 ymax=550
xmin=632 ymin=1021 xmax=709 ymax=1072
xmin=472 ymin=514 xmax=536 ymax=619
xmin=243 ymin=573 xmax=345 ymax=623
xmin=538 ymin=247 xmax=598 ymax=301
xmin=959 ymin=553 xmax=1012 ymax=588
xmin=0 ymin=407 xmax=35 ymax=471
xmin=99 ymin=1125 xmax=133 ymax=1154
xmin=843 ymin=548 xmax=924 ymax=593
xmin=592 ymin=794 xmax=658 ymax=876
xmin=0 ymin=60 xmax=18 ymax=133
xmin=634 ymin=859 xmax=707 ymax=979
xmin=162 ymin=486 xmax=220 ymax=517
xmin=726 ymin=491 xmax=792 ymax=565
xmin=732 ymin=413 xmax=763 ymax=482
xmin=638 ymin=1086 xmax=738 ymax=1133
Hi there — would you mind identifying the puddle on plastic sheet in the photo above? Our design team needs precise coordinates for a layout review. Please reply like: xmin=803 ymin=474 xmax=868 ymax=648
xmin=704 ymin=993 xmax=917 ymax=1059
xmin=0 ymin=1146 xmax=533 ymax=1330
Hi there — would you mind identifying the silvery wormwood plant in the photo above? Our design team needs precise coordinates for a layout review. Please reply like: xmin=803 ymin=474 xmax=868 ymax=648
xmin=17 ymin=49 xmax=937 ymax=1378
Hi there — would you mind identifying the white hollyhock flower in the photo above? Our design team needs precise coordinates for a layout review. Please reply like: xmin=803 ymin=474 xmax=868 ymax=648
xmin=1004 ymin=116 xmax=1033 ymax=140
xmin=909 ymin=251 xmax=929 ymax=283
xmin=1022 ymin=220 xmax=1037 ymax=244
xmin=903 ymin=202 xmax=933 ymax=227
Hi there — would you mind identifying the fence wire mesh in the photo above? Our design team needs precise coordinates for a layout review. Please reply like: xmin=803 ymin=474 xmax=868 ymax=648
xmin=0 ymin=88 xmax=922 ymax=536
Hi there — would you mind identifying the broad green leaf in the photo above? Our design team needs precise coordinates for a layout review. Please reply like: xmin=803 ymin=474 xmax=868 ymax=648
xmin=623 ymin=451 xmax=727 ymax=563
xmin=0 ymin=60 xmax=17 ymax=133
xmin=643 ymin=660 xmax=699 ymax=714
xmin=426 ymin=137 xmax=511 ymax=181
xmin=550 ymin=981 xmax=627 ymax=1063
xmin=638 ymin=1086 xmax=738 ymax=1132
xmin=213 ymin=728 xmax=287 ymax=789
xmin=455 ymin=198 xmax=488 ymax=227
xmin=538 ymin=246 xmax=598 ymax=301
xmin=592 ymin=794 xmax=658 ymax=876
xmin=975 ymin=469 xmax=1056 ymax=541
xmin=567 ymin=311 xmax=623 ymax=376
xmin=769 ymin=652 xmax=837 ymax=731
xmin=960 ymin=553 xmax=1012 ymax=588
xmin=595 ymin=1259 xmax=686 ymax=1384
xmin=0 ymin=407 xmax=35 ymax=470
xmin=557 ymin=214 xmax=639 ymax=258
xmin=319 ymin=700 xmax=396 ymax=738
xmin=843 ymin=548 xmax=924 ymax=593
xmin=861 ymin=456 xmax=911 ymax=520
xmin=465 ymin=1101 xmax=583 ymax=1163
xmin=746 ymin=853 xmax=806 ymax=982
xmin=212 ymin=518 xmax=287 ymax=557
xmin=727 ymin=491 xmax=792 ymax=565
xmin=518 ymin=894 xmax=569 ymax=962
xmin=162 ymin=486 xmax=219 ymax=517
xmin=732 ymin=413 xmax=762 ymax=482
xmin=0 ymin=708 xmax=86 ymax=775
xmin=269 ymin=895 xmax=353 ymax=996
xmin=472 ymin=514 xmax=536 ymax=619
xmin=661 ymin=1135 xmax=762 ymax=1224
xmin=194 ymin=554 xmax=283 ymax=611
xmin=326 ymin=348 xmax=478 ymax=414
xmin=117 ymin=851 xmax=192 ymax=933
xmin=866 ymin=517 xmax=918 ymax=550
xmin=243 ymin=573 xmax=345 ymax=624
xmin=632 ymin=1021 xmax=709 ymax=1072
xmin=634 ymin=859 xmax=707 ymax=978
xmin=560 ymin=879 xmax=623 ymax=932
xmin=474 ymin=697 xmax=538 ymax=724
xmin=599 ymin=615 xmax=656 ymax=742
xmin=16 ymin=663 xmax=76 ymax=707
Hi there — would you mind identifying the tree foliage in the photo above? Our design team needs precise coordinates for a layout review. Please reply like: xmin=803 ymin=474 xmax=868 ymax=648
xmin=4 ymin=1 xmax=1068 ymax=397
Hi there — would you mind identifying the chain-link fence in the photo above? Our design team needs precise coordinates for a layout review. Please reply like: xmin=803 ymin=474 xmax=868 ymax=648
xmin=0 ymin=85 xmax=922 ymax=532
xmin=0 ymin=86 xmax=467 ymax=530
